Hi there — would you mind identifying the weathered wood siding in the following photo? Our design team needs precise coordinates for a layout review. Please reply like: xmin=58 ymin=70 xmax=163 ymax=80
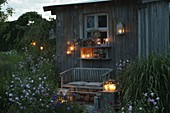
xmin=138 ymin=0 xmax=169 ymax=58
xmin=54 ymin=0 xmax=138 ymax=75
xmin=53 ymin=0 xmax=169 ymax=75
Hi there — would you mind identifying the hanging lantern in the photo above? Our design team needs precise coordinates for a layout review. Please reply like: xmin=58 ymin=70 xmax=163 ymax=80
xmin=103 ymin=80 xmax=116 ymax=92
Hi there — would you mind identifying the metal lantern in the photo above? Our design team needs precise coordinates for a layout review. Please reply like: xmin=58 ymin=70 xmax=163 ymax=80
xmin=116 ymin=22 xmax=125 ymax=35
xmin=103 ymin=79 xmax=116 ymax=92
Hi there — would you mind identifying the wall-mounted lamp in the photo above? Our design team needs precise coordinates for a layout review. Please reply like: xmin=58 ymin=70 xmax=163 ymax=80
xmin=116 ymin=22 xmax=125 ymax=35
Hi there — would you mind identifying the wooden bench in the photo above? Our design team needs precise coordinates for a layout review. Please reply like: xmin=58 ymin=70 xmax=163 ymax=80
xmin=60 ymin=67 xmax=113 ymax=94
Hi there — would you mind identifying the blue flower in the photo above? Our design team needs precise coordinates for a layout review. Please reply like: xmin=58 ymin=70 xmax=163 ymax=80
xmin=67 ymin=107 xmax=71 ymax=111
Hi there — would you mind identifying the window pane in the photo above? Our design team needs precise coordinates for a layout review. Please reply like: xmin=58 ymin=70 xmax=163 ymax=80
xmin=100 ymin=32 xmax=107 ymax=38
xmin=100 ymin=32 xmax=107 ymax=44
xmin=87 ymin=16 xmax=94 ymax=28
xmin=98 ymin=15 xmax=107 ymax=27
xmin=87 ymin=32 xmax=91 ymax=38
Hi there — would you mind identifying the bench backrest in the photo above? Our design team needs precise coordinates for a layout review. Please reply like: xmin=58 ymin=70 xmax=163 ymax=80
xmin=60 ymin=68 xmax=112 ymax=84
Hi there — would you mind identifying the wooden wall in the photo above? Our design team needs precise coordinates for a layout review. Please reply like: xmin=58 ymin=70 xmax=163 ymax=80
xmin=54 ymin=0 xmax=138 ymax=75
xmin=53 ymin=0 xmax=169 ymax=75
xmin=138 ymin=0 xmax=169 ymax=58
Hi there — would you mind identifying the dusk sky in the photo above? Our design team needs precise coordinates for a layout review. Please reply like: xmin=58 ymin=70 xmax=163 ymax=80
xmin=3 ymin=0 xmax=107 ymax=21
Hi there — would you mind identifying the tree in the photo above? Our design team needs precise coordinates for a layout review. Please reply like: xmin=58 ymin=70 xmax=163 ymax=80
xmin=1 ymin=11 xmax=56 ymax=58
xmin=0 ymin=0 xmax=13 ymax=22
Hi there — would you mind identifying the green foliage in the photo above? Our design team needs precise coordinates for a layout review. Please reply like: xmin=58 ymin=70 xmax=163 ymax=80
xmin=0 ymin=11 xmax=55 ymax=53
xmin=116 ymin=54 xmax=170 ymax=113
xmin=0 ymin=0 xmax=13 ymax=22
xmin=0 ymin=49 xmax=85 ymax=113
xmin=0 ymin=50 xmax=24 ymax=112
xmin=52 ymin=95 xmax=86 ymax=113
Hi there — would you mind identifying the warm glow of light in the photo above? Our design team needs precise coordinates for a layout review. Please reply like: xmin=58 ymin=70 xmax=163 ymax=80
xmin=31 ymin=41 xmax=36 ymax=46
xmin=40 ymin=46 xmax=44 ymax=50
xmin=103 ymin=80 xmax=116 ymax=92
xmin=105 ymin=38 xmax=109 ymax=42
xmin=67 ymin=41 xmax=70 ymax=45
xmin=87 ymin=54 xmax=90 ymax=58
xmin=97 ymin=41 xmax=101 ymax=45
xmin=67 ymin=50 xmax=71 ymax=54
xmin=70 ymin=46 xmax=74 ymax=51
xmin=118 ymin=29 xmax=123 ymax=34
xmin=82 ymin=55 xmax=85 ymax=58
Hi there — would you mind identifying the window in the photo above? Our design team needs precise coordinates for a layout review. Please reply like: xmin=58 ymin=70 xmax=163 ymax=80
xmin=84 ymin=13 xmax=108 ymax=43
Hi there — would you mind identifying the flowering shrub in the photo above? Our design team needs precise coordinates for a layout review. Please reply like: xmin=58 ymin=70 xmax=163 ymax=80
xmin=0 ymin=49 xmax=86 ymax=113
xmin=119 ymin=91 xmax=161 ymax=113
xmin=6 ymin=74 xmax=54 ymax=113
xmin=116 ymin=59 xmax=130 ymax=71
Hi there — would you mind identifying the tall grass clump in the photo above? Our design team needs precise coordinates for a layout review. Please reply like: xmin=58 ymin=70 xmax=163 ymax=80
xmin=116 ymin=54 xmax=170 ymax=113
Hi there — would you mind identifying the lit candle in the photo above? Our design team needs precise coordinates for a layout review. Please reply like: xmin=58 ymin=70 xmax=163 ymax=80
xmin=118 ymin=29 xmax=122 ymax=34
xmin=86 ymin=54 xmax=90 ymax=58
xmin=97 ymin=41 xmax=101 ymax=46
xmin=70 ymin=46 xmax=74 ymax=51
xmin=82 ymin=55 xmax=85 ymax=58
xmin=67 ymin=50 xmax=71 ymax=54
xmin=105 ymin=38 xmax=109 ymax=45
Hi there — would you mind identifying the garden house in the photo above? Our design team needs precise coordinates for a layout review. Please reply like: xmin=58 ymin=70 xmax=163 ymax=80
xmin=43 ymin=0 xmax=169 ymax=76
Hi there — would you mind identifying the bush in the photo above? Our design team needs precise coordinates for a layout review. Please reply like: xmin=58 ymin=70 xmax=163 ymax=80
xmin=116 ymin=54 xmax=170 ymax=113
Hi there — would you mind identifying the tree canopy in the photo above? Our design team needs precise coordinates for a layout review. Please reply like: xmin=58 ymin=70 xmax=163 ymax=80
xmin=0 ymin=11 xmax=56 ymax=58
xmin=0 ymin=0 xmax=13 ymax=22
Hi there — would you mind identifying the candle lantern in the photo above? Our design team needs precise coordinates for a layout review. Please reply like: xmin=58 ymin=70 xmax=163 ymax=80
xmin=116 ymin=22 xmax=125 ymax=35
xmin=103 ymin=79 xmax=116 ymax=92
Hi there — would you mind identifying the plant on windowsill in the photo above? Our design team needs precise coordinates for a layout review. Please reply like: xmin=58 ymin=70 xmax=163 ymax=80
xmin=94 ymin=49 xmax=107 ymax=58
xmin=75 ymin=29 xmax=101 ymax=47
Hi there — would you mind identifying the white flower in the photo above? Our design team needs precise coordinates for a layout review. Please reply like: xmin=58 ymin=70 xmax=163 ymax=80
xmin=46 ymin=105 xmax=49 ymax=108
xmin=121 ymin=107 xmax=125 ymax=110
xmin=128 ymin=105 xmax=132 ymax=111
xmin=155 ymin=106 xmax=159 ymax=109
xmin=26 ymin=84 xmax=30 ymax=88
xmin=31 ymin=80 xmax=34 ymax=83
xmin=144 ymin=93 xmax=148 ymax=97
xmin=15 ymin=97 xmax=19 ymax=100
xmin=11 ymin=81 xmax=14 ymax=83
xmin=9 ymin=93 xmax=13 ymax=97
xmin=150 ymin=92 xmax=154 ymax=96
xmin=44 ymin=77 xmax=47 ymax=80
xmin=50 ymin=100 xmax=54 ymax=103
xmin=39 ymin=77 xmax=42 ymax=80
xmin=139 ymin=107 xmax=142 ymax=110
xmin=12 ymin=75 xmax=15 ymax=77
xmin=156 ymin=97 xmax=160 ymax=100
xmin=39 ymin=99 xmax=42 ymax=101
xmin=20 ymin=95 xmax=23 ymax=98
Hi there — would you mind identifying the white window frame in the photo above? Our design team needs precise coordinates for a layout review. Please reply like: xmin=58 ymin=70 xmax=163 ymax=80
xmin=84 ymin=13 xmax=109 ymax=39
